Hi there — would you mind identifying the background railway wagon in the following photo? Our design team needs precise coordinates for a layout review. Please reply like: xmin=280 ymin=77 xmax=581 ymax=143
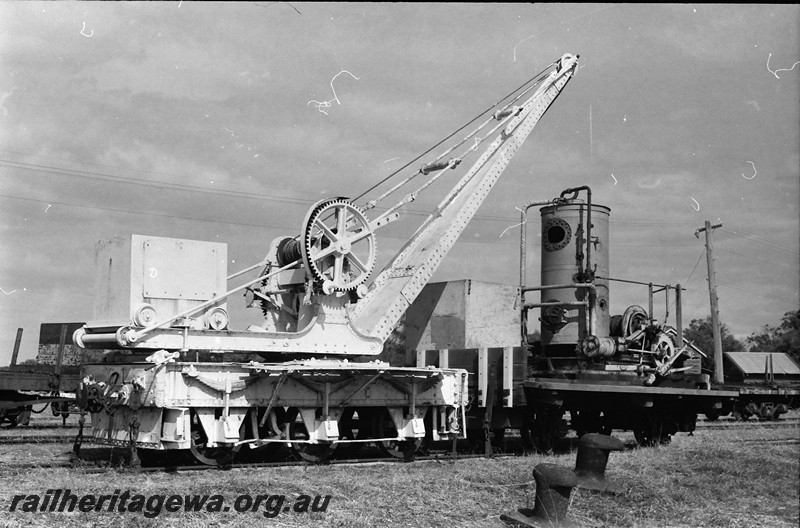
xmin=0 ymin=322 xmax=93 ymax=427
xmin=717 ymin=351 xmax=800 ymax=420
xmin=385 ymin=279 xmax=533 ymax=445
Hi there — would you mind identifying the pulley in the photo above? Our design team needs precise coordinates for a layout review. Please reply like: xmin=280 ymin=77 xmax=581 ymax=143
xmin=620 ymin=305 xmax=648 ymax=338
xmin=131 ymin=303 xmax=158 ymax=327
xmin=204 ymin=306 xmax=229 ymax=330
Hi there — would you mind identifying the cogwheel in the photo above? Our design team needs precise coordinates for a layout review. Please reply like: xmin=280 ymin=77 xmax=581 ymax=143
xmin=652 ymin=333 xmax=675 ymax=361
xmin=301 ymin=198 xmax=376 ymax=292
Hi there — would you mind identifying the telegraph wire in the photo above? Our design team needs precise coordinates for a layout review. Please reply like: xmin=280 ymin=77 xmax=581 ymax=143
xmin=0 ymin=148 xmax=235 ymax=186
xmin=0 ymin=157 xmax=714 ymax=228
xmin=0 ymin=192 xmax=295 ymax=230
xmin=0 ymin=159 xmax=315 ymax=206
xmin=0 ymin=191 xmax=724 ymax=252
xmin=719 ymin=226 xmax=799 ymax=256
xmin=717 ymin=281 xmax=798 ymax=305
xmin=666 ymin=247 xmax=705 ymax=315
xmin=684 ymin=248 xmax=707 ymax=287
xmin=716 ymin=246 xmax=800 ymax=271
xmin=0 ymin=193 xmax=521 ymax=247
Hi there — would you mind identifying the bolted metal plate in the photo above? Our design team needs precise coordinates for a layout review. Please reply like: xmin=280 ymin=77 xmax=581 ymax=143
xmin=142 ymin=238 xmax=224 ymax=300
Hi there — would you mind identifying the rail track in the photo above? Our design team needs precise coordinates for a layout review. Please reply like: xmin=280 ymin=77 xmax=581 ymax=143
xmin=1 ymin=423 xmax=797 ymax=476
xmin=737 ymin=437 xmax=800 ymax=446
xmin=0 ymin=434 xmax=78 ymax=445
xmin=2 ymin=417 xmax=796 ymax=446
xmin=696 ymin=418 xmax=800 ymax=430
xmin=2 ymin=431 xmax=796 ymax=476
xmin=0 ymin=444 xmax=521 ymax=475
xmin=1 ymin=413 xmax=796 ymax=476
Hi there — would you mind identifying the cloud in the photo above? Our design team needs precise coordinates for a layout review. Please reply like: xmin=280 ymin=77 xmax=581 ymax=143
xmin=0 ymin=3 xmax=798 ymax=362
xmin=653 ymin=5 xmax=797 ymax=63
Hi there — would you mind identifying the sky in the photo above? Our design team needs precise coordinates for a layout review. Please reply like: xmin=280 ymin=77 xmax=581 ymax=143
xmin=0 ymin=3 xmax=798 ymax=363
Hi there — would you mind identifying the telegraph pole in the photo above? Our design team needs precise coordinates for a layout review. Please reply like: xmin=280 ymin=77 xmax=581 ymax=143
xmin=696 ymin=221 xmax=723 ymax=384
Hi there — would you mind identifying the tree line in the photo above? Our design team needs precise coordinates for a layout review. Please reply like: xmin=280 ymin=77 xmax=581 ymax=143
xmin=683 ymin=309 xmax=800 ymax=367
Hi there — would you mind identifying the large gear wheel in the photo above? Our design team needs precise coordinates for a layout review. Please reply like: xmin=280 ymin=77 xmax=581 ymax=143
xmin=652 ymin=333 xmax=675 ymax=358
xmin=301 ymin=198 xmax=376 ymax=293
xmin=651 ymin=332 xmax=678 ymax=378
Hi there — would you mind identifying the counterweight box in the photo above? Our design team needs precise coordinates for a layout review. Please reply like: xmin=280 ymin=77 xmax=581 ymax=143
xmin=90 ymin=235 xmax=228 ymax=328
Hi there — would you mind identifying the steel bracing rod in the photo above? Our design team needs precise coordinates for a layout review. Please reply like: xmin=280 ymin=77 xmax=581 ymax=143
xmin=430 ymin=65 xmax=573 ymax=222
xmin=339 ymin=371 xmax=385 ymax=406
xmin=353 ymin=61 xmax=558 ymax=201
xmin=349 ymin=54 xmax=579 ymax=342
xmin=371 ymin=106 xmax=527 ymax=225
xmin=258 ymin=372 xmax=290 ymax=428
xmin=125 ymin=259 xmax=302 ymax=343
xmin=227 ymin=257 xmax=271 ymax=281
xmin=524 ymin=301 xmax=588 ymax=309
xmin=367 ymin=79 xmax=552 ymax=224
xmin=594 ymin=275 xmax=682 ymax=290
xmin=406 ymin=72 xmax=568 ymax=249
xmin=522 ymin=283 xmax=596 ymax=292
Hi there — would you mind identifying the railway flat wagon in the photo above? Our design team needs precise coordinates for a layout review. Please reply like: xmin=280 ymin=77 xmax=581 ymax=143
xmin=408 ymin=187 xmax=754 ymax=452
xmin=0 ymin=323 xmax=100 ymax=428
xmin=715 ymin=351 xmax=800 ymax=420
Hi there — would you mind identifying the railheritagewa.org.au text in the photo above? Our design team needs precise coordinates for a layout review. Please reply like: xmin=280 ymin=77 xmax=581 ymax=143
xmin=8 ymin=489 xmax=332 ymax=518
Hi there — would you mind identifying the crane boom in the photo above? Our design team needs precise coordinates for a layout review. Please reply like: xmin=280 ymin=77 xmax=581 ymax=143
xmin=74 ymin=54 xmax=578 ymax=357
xmin=350 ymin=53 xmax=579 ymax=342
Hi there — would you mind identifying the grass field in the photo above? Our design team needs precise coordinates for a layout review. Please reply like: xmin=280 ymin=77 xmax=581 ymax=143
xmin=1 ymin=415 xmax=797 ymax=528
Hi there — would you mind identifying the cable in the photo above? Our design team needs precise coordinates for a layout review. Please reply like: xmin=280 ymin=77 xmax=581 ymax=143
xmin=716 ymin=247 xmax=799 ymax=271
xmin=0 ymin=157 xmax=556 ymax=223
xmin=3 ymin=156 xmax=744 ymax=229
xmin=2 ymin=188 xmax=737 ymax=254
xmin=0 ymin=147 xmax=236 ymax=185
xmin=352 ymin=61 xmax=557 ymax=202
xmin=684 ymin=248 xmax=706 ymax=286
xmin=719 ymin=227 xmax=799 ymax=256
xmin=0 ymin=193 xmax=523 ymax=247
xmin=717 ymin=281 xmax=798 ymax=305
xmin=667 ymin=248 xmax=706 ymax=314
xmin=0 ymin=192 xmax=296 ymax=230
xmin=0 ymin=159 xmax=316 ymax=206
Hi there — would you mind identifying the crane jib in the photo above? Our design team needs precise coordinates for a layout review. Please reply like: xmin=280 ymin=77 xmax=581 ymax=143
xmin=350 ymin=54 xmax=579 ymax=342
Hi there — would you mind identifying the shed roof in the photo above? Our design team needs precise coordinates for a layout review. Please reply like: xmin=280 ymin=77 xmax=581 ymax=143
xmin=724 ymin=352 xmax=800 ymax=376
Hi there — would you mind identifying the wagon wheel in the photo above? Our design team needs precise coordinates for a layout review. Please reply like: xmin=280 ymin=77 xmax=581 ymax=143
xmin=632 ymin=412 xmax=670 ymax=447
xmin=0 ymin=409 xmax=16 ymax=429
xmin=286 ymin=408 xmax=338 ymax=464
xmin=530 ymin=404 xmax=563 ymax=454
xmin=572 ymin=410 xmax=611 ymax=437
xmin=632 ymin=423 xmax=655 ymax=447
xmin=519 ymin=405 xmax=536 ymax=451
xmin=189 ymin=433 xmax=240 ymax=468
xmin=0 ymin=407 xmax=22 ymax=429
xmin=188 ymin=412 xmax=241 ymax=468
xmin=372 ymin=407 xmax=421 ymax=460
xmin=732 ymin=402 xmax=751 ymax=421
xmin=335 ymin=408 xmax=370 ymax=459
